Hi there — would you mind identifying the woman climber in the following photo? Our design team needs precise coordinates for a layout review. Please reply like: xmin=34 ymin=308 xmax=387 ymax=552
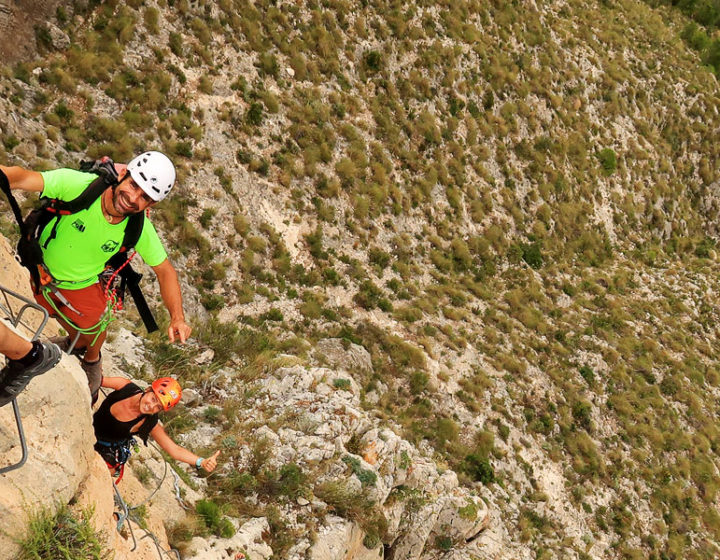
xmin=93 ymin=375 xmax=220 ymax=481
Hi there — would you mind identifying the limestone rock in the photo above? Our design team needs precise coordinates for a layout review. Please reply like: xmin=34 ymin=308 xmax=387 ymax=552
xmin=430 ymin=494 xmax=490 ymax=542
xmin=0 ymin=357 xmax=93 ymax=560
xmin=195 ymin=348 xmax=215 ymax=365
xmin=309 ymin=516 xmax=382 ymax=560
xmin=242 ymin=364 xmax=490 ymax=558
xmin=43 ymin=22 xmax=70 ymax=51
xmin=184 ymin=516 xmax=273 ymax=560
xmin=315 ymin=338 xmax=373 ymax=374
xmin=106 ymin=327 xmax=147 ymax=372
xmin=183 ymin=387 xmax=203 ymax=406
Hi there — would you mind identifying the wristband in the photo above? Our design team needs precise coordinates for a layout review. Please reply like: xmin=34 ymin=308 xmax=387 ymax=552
xmin=195 ymin=457 xmax=203 ymax=469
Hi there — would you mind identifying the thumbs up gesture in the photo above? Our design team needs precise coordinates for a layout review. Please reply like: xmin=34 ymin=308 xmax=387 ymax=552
xmin=201 ymin=450 xmax=221 ymax=473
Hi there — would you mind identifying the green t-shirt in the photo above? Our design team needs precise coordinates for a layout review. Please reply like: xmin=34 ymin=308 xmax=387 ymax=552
xmin=39 ymin=168 xmax=167 ymax=289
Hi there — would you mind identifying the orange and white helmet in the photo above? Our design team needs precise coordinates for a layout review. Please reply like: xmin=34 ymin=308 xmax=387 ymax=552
xmin=151 ymin=377 xmax=182 ymax=411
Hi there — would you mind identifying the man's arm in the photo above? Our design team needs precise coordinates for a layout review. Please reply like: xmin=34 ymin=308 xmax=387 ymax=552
xmin=0 ymin=165 xmax=44 ymax=192
xmin=151 ymin=258 xmax=191 ymax=343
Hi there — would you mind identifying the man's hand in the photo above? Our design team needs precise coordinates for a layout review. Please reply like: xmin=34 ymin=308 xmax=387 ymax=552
xmin=168 ymin=319 xmax=191 ymax=343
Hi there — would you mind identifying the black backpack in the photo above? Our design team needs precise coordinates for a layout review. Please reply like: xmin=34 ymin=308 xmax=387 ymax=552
xmin=0 ymin=158 xmax=158 ymax=332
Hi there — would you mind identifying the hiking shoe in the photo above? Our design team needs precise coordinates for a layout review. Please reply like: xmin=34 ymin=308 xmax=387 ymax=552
xmin=80 ymin=354 xmax=103 ymax=404
xmin=0 ymin=341 xmax=62 ymax=407
xmin=49 ymin=335 xmax=86 ymax=357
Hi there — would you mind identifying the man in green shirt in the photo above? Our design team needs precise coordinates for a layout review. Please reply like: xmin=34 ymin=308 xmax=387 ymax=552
xmin=0 ymin=151 xmax=191 ymax=402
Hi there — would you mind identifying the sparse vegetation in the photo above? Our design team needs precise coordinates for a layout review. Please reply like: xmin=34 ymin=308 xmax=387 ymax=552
xmin=18 ymin=504 xmax=110 ymax=560
xmin=5 ymin=0 xmax=720 ymax=556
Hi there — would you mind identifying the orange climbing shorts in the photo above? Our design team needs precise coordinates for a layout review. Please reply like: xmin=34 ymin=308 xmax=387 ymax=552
xmin=34 ymin=283 xmax=108 ymax=330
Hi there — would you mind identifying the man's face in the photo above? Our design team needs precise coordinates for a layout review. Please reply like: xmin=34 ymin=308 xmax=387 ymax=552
xmin=111 ymin=170 xmax=156 ymax=216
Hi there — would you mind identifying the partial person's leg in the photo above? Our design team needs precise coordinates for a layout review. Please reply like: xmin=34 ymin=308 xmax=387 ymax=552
xmin=0 ymin=323 xmax=61 ymax=405
xmin=0 ymin=321 xmax=32 ymax=360
xmin=33 ymin=283 xmax=108 ymax=402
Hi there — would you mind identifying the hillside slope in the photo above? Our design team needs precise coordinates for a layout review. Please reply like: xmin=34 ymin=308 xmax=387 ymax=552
xmin=3 ymin=0 xmax=720 ymax=558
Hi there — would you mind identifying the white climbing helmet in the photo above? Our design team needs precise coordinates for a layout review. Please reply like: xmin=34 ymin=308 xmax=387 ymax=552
xmin=127 ymin=151 xmax=176 ymax=202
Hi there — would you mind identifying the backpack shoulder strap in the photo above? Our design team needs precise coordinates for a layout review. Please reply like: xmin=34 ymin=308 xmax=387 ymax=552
xmin=0 ymin=169 xmax=25 ymax=228
xmin=47 ymin=157 xmax=119 ymax=214
xmin=49 ymin=174 xmax=114 ymax=215
xmin=121 ymin=212 xmax=145 ymax=252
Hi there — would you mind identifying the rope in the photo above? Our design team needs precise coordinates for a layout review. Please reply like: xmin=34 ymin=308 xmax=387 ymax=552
xmin=40 ymin=286 xmax=117 ymax=346
xmin=171 ymin=469 xmax=189 ymax=510
xmin=39 ymin=251 xmax=137 ymax=345
xmin=114 ymin=478 xmax=181 ymax=560
xmin=129 ymin=441 xmax=169 ymax=511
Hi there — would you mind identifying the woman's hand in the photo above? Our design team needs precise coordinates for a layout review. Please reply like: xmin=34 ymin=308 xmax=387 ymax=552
xmin=200 ymin=450 xmax=221 ymax=472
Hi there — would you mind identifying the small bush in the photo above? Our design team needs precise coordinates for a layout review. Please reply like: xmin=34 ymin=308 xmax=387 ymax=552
xmin=597 ymin=148 xmax=617 ymax=175
xmin=364 ymin=50 xmax=383 ymax=72
xmin=278 ymin=463 xmax=307 ymax=498
xmin=521 ymin=242 xmax=543 ymax=269
xmin=196 ymin=500 xmax=235 ymax=538
xmin=579 ymin=365 xmax=595 ymax=385
xmin=246 ymin=102 xmax=264 ymax=126
xmin=18 ymin=504 xmax=110 ymax=559
xmin=462 ymin=453 xmax=495 ymax=484
xmin=409 ymin=371 xmax=429 ymax=394
xmin=342 ymin=455 xmax=377 ymax=487
xmin=333 ymin=378 xmax=352 ymax=390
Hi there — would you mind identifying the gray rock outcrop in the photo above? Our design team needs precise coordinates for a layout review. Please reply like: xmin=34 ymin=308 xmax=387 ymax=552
xmin=231 ymin=364 xmax=489 ymax=559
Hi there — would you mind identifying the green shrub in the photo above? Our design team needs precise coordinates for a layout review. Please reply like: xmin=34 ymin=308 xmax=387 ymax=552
xmin=246 ymin=102 xmax=264 ymax=126
xmin=354 ymin=280 xmax=393 ymax=311
xmin=369 ymin=247 xmax=392 ymax=269
xmin=333 ymin=378 xmax=352 ymax=390
xmin=18 ymin=504 xmax=110 ymax=560
xmin=262 ymin=308 xmax=284 ymax=322
xmin=521 ymin=242 xmax=543 ymax=269
xmin=169 ymin=32 xmax=184 ymax=56
xmin=579 ymin=365 xmax=595 ymax=385
xmin=256 ymin=52 xmax=279 ymax=77
xmin=364 ymin=50 xmax=383 ymax=72
xmin=435 ymin=536 xmax=454 ymax=551
xmin=196 ymin=499 xmax=235 ymax=538
xmin=597 ymin=148 xmax=617 ymax=175
xmin=278 ymin=463 xmax=307 ymax=498
xmin=572 ymin=400 xmax=593 ymax=431
xmin=409 ymin=371 xmax=429 ymax=394
xmin=342 ymin=455 xmax=378 ymax=487
xmin=462 ymin=453 xmax=495 ymax=484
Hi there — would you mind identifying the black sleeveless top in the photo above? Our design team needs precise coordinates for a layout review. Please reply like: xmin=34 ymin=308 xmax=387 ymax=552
xmin=93 ymin=383 xmax=159 ymax=445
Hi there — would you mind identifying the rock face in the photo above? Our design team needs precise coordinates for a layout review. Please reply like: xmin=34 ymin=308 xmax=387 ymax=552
xmin=185 ymin=517 xmax=273 ymax=560
xmin=0 ymin=0 xmax=75 ymax=63
xmin=0 ymin=235 xmax=196 ymax=559
xmin=232 ymin=364 xmax=489 ymax=559
xmin=314 ymin=338 xmax=374 ymax=374
xmin=310 ymin=517 xmax=382 ymax=560
xmin=0 ymin=354 xmax=94 ymax=560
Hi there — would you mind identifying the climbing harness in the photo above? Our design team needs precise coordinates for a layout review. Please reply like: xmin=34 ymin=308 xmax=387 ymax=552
xmin=0 ymin=161 xmax=158 ymax=334
xmin=96 ymin=437 xmax=138 ymax=483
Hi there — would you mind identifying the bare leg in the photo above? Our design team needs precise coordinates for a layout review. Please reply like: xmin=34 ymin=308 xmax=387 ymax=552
xmin=0 ymin=322 xmax=32 ymax=360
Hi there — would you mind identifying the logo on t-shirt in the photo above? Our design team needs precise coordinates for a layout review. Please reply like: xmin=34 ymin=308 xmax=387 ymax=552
xmin=72 ymin=219 xmax=85 ymax=233
xmin=101 ymin=240 xmax=119 ymax=253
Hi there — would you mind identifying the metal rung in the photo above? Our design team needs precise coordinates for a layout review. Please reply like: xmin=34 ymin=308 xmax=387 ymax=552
xmin=0 ymin=284 xmax=50 ymax=475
